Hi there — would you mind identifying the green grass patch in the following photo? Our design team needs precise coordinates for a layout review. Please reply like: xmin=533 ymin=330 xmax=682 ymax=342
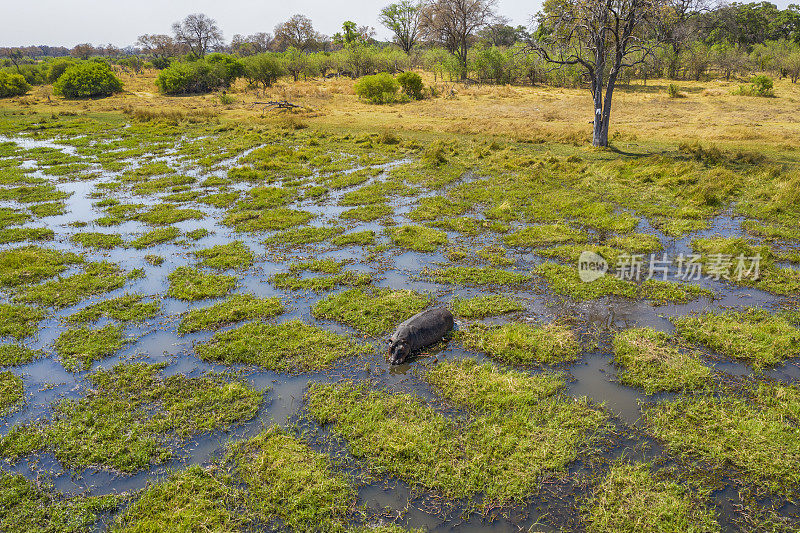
xmin=178 ymin=294 xmax=284 ymax=334
xmin=607 ymin=233 xmax=663 ymax=253
xmin=503 ymin=224 xmax=588 ymax=248
xmin=30 ymin=201 xmax=66 ymax=217
xmin=584 ymin=461 xmax=719 ymax=533
xmin=14 ymin=261 xmax=126 ymax=309
xmin=331 ymin=230 xmax=376 ymax=246
xmin=672 ymin=308 xmax=800 ymax=369
xmin=136 ymin=204 xmax=204 ymax=225
xmin=0 ymin=471 xmax=120 ymax=532
xmin=0 ymin=371 xmax=23 ymax=416
xmin=130 ymin=227 xmax=180 ymax=249
xmin=265 ymin=226 xmax=344 ymax=246
xmin=612 ymin=328 xmax=713 ymax=394
xmin=227 ymin=429 xmax=356 ymax=531
xmin=195 ymin=320 xmax=366 ymax=372
xmin=0 ymin=344 xmax=42 ymax=367
xmin=0 ymin=227 xmax=54 ymax=244
xmin=386 ymin=225 xmax=448 ymax=252
xmin=70 ymin=232 xmax=124 ymax=250
xmin=112 ymin=465 xmax=238 ymax=533
xmin=408 ymin=196 xmax=468 ymax=221
xmin=54 ymin=324 xmax=127 ymax=372
xmin=224 ymin=207 xmax=314 ymax=233
xmin=0 ymin=245 xmax=82 ymax=287
xmin=459 ymin=322 xmax=581 ymax=365
xmin=194 ymin=241 xmax=255 ymax=270
xmin=0 ymin=363 xmax=262 ymax=473
xmin=0 ymin=303 xmax=44 ymax=340
xmin=450 ymin=295 xmax=524 ymax=319
xmin=424 ymin=266 xmax=530 ymax=286
xmin=65 ymin=294 xmax=159 ymax=324
xmin=312 ymin=287 xmax=431 ymax=336
xmin=166 ymin=267 xmax=237 ymax=301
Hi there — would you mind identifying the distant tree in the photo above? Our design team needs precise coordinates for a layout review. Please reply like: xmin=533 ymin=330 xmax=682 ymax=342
xmin=282 ymin=47 xmax=309 ymax=80
xmin=70 ymin=43 xmax=96 ymax=60
xmin=419 ymin=0 xmax=498 ymax=80
xmin=531 ymin=0 xmax=668 ymax=147
xmin=231 ymin=33 xmax=274 ymax=56
xmin=0 ymin=48 xmax=23 ymax=74
xmin=657 ymin=0 xmax=708 ymax=78
xmin=274 ymin=14 xmax=320 ymax=51
xmin=172 ymin=13 xmax=223 ymax=58
xmin=380 ymin=1 xmax=423 ymax=53
xmin=479 ymin=18 xmax=526 ymax=46
xmin=136 ymin=34 xmax=182 ymax=64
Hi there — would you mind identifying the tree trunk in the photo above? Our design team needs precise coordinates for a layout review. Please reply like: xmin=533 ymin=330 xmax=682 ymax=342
xmin=592 ymin=86 xmax=605 ymax=147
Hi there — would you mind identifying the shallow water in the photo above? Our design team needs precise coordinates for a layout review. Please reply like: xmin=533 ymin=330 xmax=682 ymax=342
xmin=0 ymin=130 xmax=796 ymax=531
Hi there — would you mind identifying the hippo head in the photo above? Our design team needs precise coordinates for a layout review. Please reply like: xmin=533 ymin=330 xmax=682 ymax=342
xmin=388 ymin=340 xmax=411 ymax=365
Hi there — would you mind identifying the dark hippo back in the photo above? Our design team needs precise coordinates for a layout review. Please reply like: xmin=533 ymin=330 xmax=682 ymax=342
xmin=390 ymin=307 xmax=454 ymax=352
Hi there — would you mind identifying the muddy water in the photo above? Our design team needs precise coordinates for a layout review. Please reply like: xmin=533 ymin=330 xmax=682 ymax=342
xmin=0 ymin=132 xmax=797 ymax=532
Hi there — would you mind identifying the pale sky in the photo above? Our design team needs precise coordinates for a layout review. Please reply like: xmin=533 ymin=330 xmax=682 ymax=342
xmin=2 ymin=0 xmax=795 ymax=48
xmin=2 ymin=0 xmax=538 ymax=48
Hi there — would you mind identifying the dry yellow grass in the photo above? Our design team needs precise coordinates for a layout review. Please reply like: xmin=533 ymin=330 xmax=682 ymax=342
xmin=9 ymin=68 xmax=800 ymax=155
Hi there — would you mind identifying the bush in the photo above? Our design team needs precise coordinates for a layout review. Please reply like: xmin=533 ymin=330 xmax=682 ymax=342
xmin=243 ymin=54 xmax=285 ymax=89
xmin=354 ymin=73 xmax=402 ymax=104
xmin=156 ymin=57 xmax=243 ymax=95
xmin=46 ymin=59 xmax=75 ymax=83
xmin=734 ymin=74 xmax=774 ymax=97
xmin=667 ymin=83 xmax=685 ymax=98
xmin=0 ymin=72 xmax=31 ymax=97
xmin=397 ymin=71 xmax=424 ymax=100
xmin=53 ymin=62 xmax=122 ymax=98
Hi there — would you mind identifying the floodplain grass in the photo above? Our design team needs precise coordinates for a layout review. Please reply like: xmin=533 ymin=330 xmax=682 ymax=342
xmin=194 ymin=241 xmax=255 ymax=270
xmin=265 ymin=225 xmax=344 ymax=246
xmin=450 ymin=294 xmax=524 ymax=319
xmin=424 ymin=265 xmax=530 ymax=286
xmin=178 ymin=294 xmax=284 ymax=334
xmin=0 ymin=344 xmax=43 ymax=367
xmin=0 ymin=363 xmax=262 ymax=473
xmin=386 ymin=224 xmax=448 ymax=252
xmin=227 ymin=428 xmax=357 ymax=532
xmin=0 ymin=303 xmax=45 ymax=339
xmin=0 ymin=245 xmax=82 ymax=287
xmin=69 ymin=231 xmax=124 ymax=250
xmin=223 ymin=206 xmax=314 ymax=233
xmin=672 ymin=308 xmax=800 ymax=369
xmin=14 ymin=261 xmax=126 ymax=309
xmin=54 ymin=324 xmax=127 ymax=372
xmin=312 ymin=287 xmax=432 ymax=336
xmin=196 ymin=319 xmax=366 ymax=372
xmin=1 ymin=470 xmax=121 ymax=533
xmin=0 ymin=227 xmax=54 ymax=244
xmin=459 ymin=322 xmax=581 ymax=366
xmin=503 ymin=223 xmax=589 ymax=248
xmin=331 ymin=230 xmax=376 ymax=246
xmin=612 ymin=328 xmax=713 ymax=394
xmin=112 ymin=465 xmax=239 ymax=533
xmin=167 ymin=266 xmax=237 ymax=301
xmin=64 ymin=294 xmax=160 ymax=324
xmin=0 ymin=371 xmax=24 ymax=416
xmin=130 ymin=226 xmax=180 ymax=249
xmin=308 ymin=363 xmax=607 ymax=504
xmin=584 ymin=461 xmax=720 ymax=533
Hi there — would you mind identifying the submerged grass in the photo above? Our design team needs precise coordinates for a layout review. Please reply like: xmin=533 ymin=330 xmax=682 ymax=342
xmin=54 ymin=324 xmax=127 ymax=372
xmin=167 ymin=267 xmax=237 ymax=301
xmin=14 ymin=261 xmax=126 ymax=309
xmin=0 ymin=245 xmax=82 ymax=287
xmin=0 ymin=371 xmax=24 ymax=416
xmin=69 ymin=232 xmax=124 ymax=250
xmin=178 ymin=294 xmax=284 ymax=334
xmin=424 ymin=266 xmax=530 ymax=286
xmin=65 ymin=294 xmax=159 ymax=324
xmin=195 ymin=319 xmax=366 ymax=372
xmin=612 ymin=328 xmax=713 ymax=394
xmin=0 ymin=344 xmax=43 ymax=367
xmin=0 ymin=303 xmax=44 ymax=340
xmin=672 ymin=308 xmax=800 ymax=369
xmin=450 ymin=294 xmax=524 ymax=319
xmin=386 ymin=225 xmax=448 ymax=252
xmin=312 ymin=287 xmax=431 ymax=336
xmin=584 ymin=461 xmax=720 ymax=533
xmin=194 ymin=241 xmax=255 ymax=270
xmin=459 ymin=322 xmax=581 ymax=365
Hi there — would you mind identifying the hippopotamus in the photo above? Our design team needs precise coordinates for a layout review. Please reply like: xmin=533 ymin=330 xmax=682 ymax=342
xmin=388 ymin=307 xmax=454 ymax=365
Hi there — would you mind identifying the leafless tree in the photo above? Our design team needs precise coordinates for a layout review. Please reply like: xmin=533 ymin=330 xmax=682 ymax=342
xmin=172 ymin=13 xmax=223 ymax=58
xmin=530 ymin=0 xmax=667 ymax=146
xmin=380 ymin=1 xmax=423 ymax=53
xmin=273 ymin=14 xmax=320 ymax=52
xmin=136 ymin=34 xmax=184 ymax=61
xmin=419 ymin=0 xmax=498 ymax=80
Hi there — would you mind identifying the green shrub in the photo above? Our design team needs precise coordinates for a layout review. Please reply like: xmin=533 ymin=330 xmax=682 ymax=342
xmin=354 ymin=73 xmax=401 ymax=104
xmin=397 ymin=71 xmax=424 ymax=99
xmin=0 ymin=72 xmax=30 ymax=98
xmin=667 ymin=83 xmax=684 ymax=98
xmin=242 ymin=53 xmax=285 ymax=89
xmin=45 ymin=59 xmax=76 ymax=83
xmin=734 ymin=74 xmax=774 ymax=97
xmin=53 ymin=62 xmax=122 ymax=98
xmin=156 ymin=56 xmax=244 ymax=95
